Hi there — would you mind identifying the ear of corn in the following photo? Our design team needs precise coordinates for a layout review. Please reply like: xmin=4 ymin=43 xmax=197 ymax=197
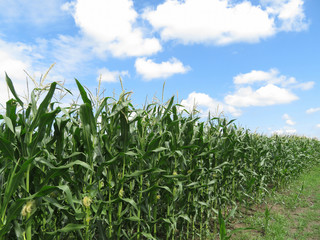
xmin=0 ymin=76 xmax=319 ymax=239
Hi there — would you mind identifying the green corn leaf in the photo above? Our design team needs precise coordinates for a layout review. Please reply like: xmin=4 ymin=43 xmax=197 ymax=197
xmin=29 ymin=108 xmax=60 ymax=156
xmin=126 ymin=216 xmax=141 ymax=222
xmin=80 ymin=103 xmax=96 ymax=136
xmin=152 ymin=147 xmax=167 ymax=153
xmin=36 ymin=158 xmax=93 ymax=171
xmin=75 ymin=79 xmax=91 ymax=106
xmin=218 ymin=209 xmax=227 ymax=240
xmin=0 ymin=199 xmax=26 ymax=237
xmin=125 ymin=169 xmax=151 ymax=178
xmin=30 ymin=82 xmax=57 ymax=131
xmin=3 ymin=116 xmax=15 ymax=134
xmin=124 ymin=151 xmax=137 ymax=156
xmin=94 ymin=97 xmax=111 ymax=121
xmin=121 ymin=198 xmax=138 ymax=211
xmin=5 ymin=73 xmax=24 ymax=107
xmin=162 ymin=96 xmax=175 ymax=118
xmin=57 ymin=185 xmax=75 ymax=211
xmin=0 ymin=136 xmax=15 ymax=160
xmin=0 ymin=157 xmax=34 ymax=225
xmin=158 ymin=185 xmax=173 ymax=194
xmin=0 ymin=184 xmax=59 ymax=232
xmin=46 ymin=223 xmax=86 ymax=234
xmin=141 ymin=232 xmax=157 ymax=240
xmin=5 ymin=99 xmax=18 ymax=124
xmin=178 ymin=214 xmax=191 ymax=223
xmin=25 ymin=186 xmax=57 ymax=199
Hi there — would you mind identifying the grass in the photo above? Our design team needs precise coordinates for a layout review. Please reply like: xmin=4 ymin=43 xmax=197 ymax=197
xmin=229 ymin=164 xmax=320 ymax=240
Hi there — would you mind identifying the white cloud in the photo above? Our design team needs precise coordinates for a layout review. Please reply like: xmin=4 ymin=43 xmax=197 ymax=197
xmin=316 ymin=124 xmax=320 ymax=128
xmin=225 ymin=68 xmax=313 ymax=108
xmin=272 ymin=126 xmax=297 ymax=135
xmin=234 ymin=69 xmax=279 ymax=85
xmin=0 ymin=37 xmax=76 ymax=108
xmin=233 ymin=68 xmax=314 ymax=90
xmin=97 ymin=68 xmax=129 ymax=83
xmin=143 ymin=0 xmax=275 ymax=45
xmin=306 ymin=107 xmax=320 ymax=114
xmin=0 ymin=39 xmax=35 ymax=107
xmin=262 ymin=0 xmax=309 ymax=31
xmin=282 ymin=113 xmax=295 ymax=125
xmin=285 ymin=119 xmax=295 ymax=125
xmin=64 ymin=0 xmax=161 ymax=57
xmin=291 ymin=81 xmax=314 ymax=90
xmin=224 ymin=84 xmax=298 ymax=107
xmin=181 ymin=92 xmax=242 ymax=117
xmin=135 ymin=57 xmax=190 ymax=80
xmin=143 ymin=0 xmax=309 ymax=45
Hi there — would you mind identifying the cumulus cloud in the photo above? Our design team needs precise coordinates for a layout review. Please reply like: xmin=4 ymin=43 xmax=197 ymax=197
xmin=143 ymin=0 xmax=308 ymax=45
xmin=181 ymin=92 xmax=242 ymax=117
xmin=63 ymin=0 xmax=161 ymax=57
xmin=234 ymin=69 xmax=280 ymax=85
xmin=233 ymin=68 xmax=314 ymax=90
xmin=97 ymin=68 xmax=129 ymax=83
xmin=261 ymin=0 xmax=309 ymax=31
xmin=135 ymin=57 xmax=190 ymax=80
xmin=143 ymin=0 xmax=275 ymax=45
xmin=224 ymin=84 xmax=298 ymax=107
xmin=282 ymin=113 xmax=295 ymax=126
xmin=0 ymin=40 xmax=35 ymax=107
xmin=272 ymin=126 xmax=297 ymax=135
xmin=225 ymin=68 xmax=313 ymax=108
xmin=306 ymin=107 xmax=320 ymax=114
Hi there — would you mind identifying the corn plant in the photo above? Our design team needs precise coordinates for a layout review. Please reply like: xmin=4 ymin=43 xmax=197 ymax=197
xmin=0 ymin=74 xmax=319 ymax=239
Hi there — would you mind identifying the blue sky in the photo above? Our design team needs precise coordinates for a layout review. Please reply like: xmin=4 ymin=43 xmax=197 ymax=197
xmin=0 ymin=0 xmax=319 ymax=137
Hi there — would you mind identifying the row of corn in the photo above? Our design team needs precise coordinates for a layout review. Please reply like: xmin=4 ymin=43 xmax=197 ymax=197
xmin=0 ymin=75 xmax=319 ymax=239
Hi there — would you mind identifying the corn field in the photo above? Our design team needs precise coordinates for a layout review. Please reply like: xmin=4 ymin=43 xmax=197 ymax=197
xmin=0 ymin=75 xmax=319 ymax=239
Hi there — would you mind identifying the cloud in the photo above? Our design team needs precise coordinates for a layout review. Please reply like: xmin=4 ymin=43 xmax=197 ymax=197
xmin=143 ymin=0 xmax=309 ymax=45
xmin=97 ymin=68 xmax=129 ymax=83
xmin=63 ymin=0 xmax=161 ymax=57
xmin=0 ymin=39 xmax=35 ymax=107
xmin=316 ymin=124 xmax=320 ymax=128
xmin=291 ymin=81 xmax=314 ymax=90
xmin=234 ymin=69 xmax=279 ymax=85
xmin=135 ymin=57 xmax=190 ymax=80
xmin=180 ymin=68 xmax=310 ymax=118
xmin=261 ymin=0 xmax=309 ymax=31
xmin=143 ymin=0 xmax=275 ymax=45
xmin=272 ymin=126 xmax=297 ymax=135
xmin=181 ymin=92 xmax=242 ymax=117
xmin=306 ymin=107 xmax=320 ymax=114
xmin=224 ymin=84 xmax=298 ymax=107
xmin=0 ymin=37 xmax=76 ymax=108
xmin=282 ymin=113 xmax=295 ymax=125
xmin=225 ymin=68 xmax=313 ymax=108
xmin=233 ymin=68 xmax=314 ymax=90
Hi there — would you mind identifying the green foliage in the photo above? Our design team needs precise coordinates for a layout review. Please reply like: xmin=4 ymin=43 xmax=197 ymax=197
xmin=0 ymin=76 xmax=319 ymax=239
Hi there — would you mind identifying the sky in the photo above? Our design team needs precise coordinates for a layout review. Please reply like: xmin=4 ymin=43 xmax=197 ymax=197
xmin=0 ymin=0 xmax=319 ymax=137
